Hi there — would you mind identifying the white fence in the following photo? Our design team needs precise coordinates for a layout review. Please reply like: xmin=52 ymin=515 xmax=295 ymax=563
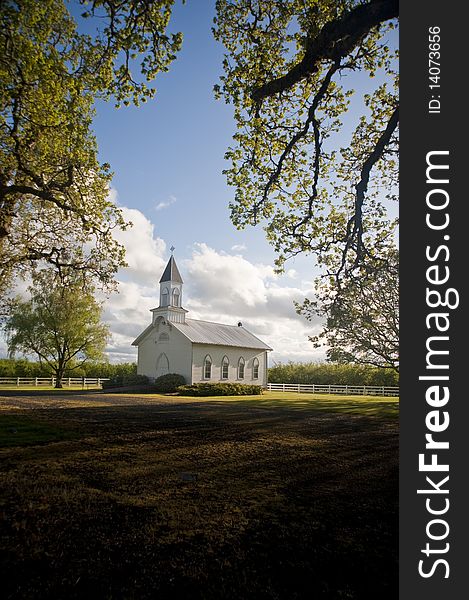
xmin=267 ymin=382 xmax=399 ymax=397
xmin=0 ymin=377 xmax=109 ymax=388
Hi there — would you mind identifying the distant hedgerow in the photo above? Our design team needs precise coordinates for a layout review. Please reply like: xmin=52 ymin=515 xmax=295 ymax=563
xmin=178 ymin=383 xmax=263 ymax=396
xmin=268 ymin=362 xmax=399 ymax=386
xmin=101 ymin=374 xmax=149 ymax=389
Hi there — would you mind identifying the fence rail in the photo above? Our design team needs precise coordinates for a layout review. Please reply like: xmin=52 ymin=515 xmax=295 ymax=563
xmin=267 ymin=383 xmax=399 ymax=397
xmin=0 ymin=377 xmax=109 ymax=387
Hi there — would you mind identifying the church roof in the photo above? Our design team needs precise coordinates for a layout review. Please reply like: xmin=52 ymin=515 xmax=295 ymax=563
xmin=171 ymin=319 xmax=272 ymax=350
xmin=159 ymin=255 xmax=183 ymax=283
xmin=131 ymin=318 xmax=272 ymax=350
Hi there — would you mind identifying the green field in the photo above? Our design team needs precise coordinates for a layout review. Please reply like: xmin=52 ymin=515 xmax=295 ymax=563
xmin=0 ymin=391 xmax=398 ymax=599
xmin=0 ymin=385 xmax=102 ymax=391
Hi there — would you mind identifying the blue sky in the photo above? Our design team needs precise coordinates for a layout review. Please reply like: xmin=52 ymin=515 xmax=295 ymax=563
xmin=1 ymin=2 xmax=398 ymax=365
xmin=92 ymin=1 xmax=278 ymax=264
xmin=87 ymin=1 xmax=398 ymax=364
xmin=88 ymin=0 xmax=328 ymax=364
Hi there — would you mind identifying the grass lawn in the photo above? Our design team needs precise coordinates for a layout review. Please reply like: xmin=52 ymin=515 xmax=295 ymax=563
xmin=0 ymin=385 xmax=102 ymax=391
xmin=0 ymin=391 xmax=398 ymax=599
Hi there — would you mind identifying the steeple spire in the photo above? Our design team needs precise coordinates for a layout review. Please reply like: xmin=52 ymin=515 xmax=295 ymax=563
xmin=152 ymin=254 xmax=187 ymax=324
xmin=159 ymin=255 xmax=183 ymax=284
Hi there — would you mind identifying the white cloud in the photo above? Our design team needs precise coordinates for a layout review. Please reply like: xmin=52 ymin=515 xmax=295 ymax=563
xmin=112 ymin=207 xmax=167 ymax=284
xmin=0 ymin=206 xmax=325 ymax=365
xmin=101 ymin=235 xmax=325 ymax=364
xmin=107 ymin=187 xmax=119 ymax=205
xmin=180 ymin=243 xmax=324 ymax=363
xmin=101 ymin=207 xmax=169 ymax=361
xmin=231 ymin=243 xmax=247 ymax=252
xmin=155 ymin=195 xmax=177 ymax=211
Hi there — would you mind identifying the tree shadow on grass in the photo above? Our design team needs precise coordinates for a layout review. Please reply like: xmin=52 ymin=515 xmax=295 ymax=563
xmin=0 ymin=395 xmax=398 ymax=599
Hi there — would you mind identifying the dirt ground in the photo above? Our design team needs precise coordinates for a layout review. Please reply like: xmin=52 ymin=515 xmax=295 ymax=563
xmin=0 ymin=392 xmax=398 ymax=599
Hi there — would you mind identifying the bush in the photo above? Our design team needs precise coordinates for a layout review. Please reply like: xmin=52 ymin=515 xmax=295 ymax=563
xmin=177 ymin=382 xmax=263 ymax=396
xmin=153 ymin=373 xmax=186 ymax=393
xmin=101 ymin=374 xmax=149 ymax=389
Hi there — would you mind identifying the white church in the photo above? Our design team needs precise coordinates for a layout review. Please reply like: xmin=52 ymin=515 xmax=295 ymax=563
xmin=132 ymin=254 xmax=272 ymax=386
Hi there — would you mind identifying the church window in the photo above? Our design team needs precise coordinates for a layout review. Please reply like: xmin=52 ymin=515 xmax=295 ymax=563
xmin=204 ymin=355 xmax=212 ymax=379
xmin=161 ymin=287 xmax=169 ymax=306
xmin=172 ymin=288 xmax=180 ymax=307
xmin=222 ymin=356 xmax=229 ymax=379
xmin=253 ymin=357 xmax=259 ymax=379
xmin=238 ymin=357 xmax=245 ymax=379
xmin=158 ymin=332 xmax=169 ymax=342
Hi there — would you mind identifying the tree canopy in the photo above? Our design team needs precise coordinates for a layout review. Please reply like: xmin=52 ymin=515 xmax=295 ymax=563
xmin=4 ymin=270 xmax=110 ymax=387
xmin=214 ymin=0 xmax=398 ymax=277
xmin=1 ymin=0 xmax=398 ymax=288
xmin=298 ymin=249 xmax=399 ymax=370
xmin=1 ymin=0 xmax=399 ymax=369
xmin=0 ymin=0 xmax=182 ymax=295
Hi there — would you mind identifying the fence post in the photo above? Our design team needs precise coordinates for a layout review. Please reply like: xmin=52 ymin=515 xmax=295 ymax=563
xmin=52 ymin=377 xmax=55 ymax=387
xmin=35 ymin=377 xmax=38 ymax=386
xmin=17 ymin=377 xmax=20 ymax=387
xmin=297 ymin=384 xmax=300 ymax=393
xmin=283 ymin=383 xmax=285 ymax=392
xmin=328 ymin=384 xmax=331 ymax=394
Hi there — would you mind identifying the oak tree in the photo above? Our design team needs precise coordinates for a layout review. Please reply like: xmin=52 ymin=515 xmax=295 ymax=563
xmin=298 ymin=249 xmax=399 ymax=370
xmin=213 ymin=0 xmax=399 ymax=277
xmin=0 ymin=0 xmax=182 ymax=295
xmin=4 ymin=270 xmax=110 ymax=387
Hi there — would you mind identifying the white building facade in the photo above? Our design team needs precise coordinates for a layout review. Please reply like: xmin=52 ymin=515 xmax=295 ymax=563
xmin=132 ymin=255 xmax=272 ymax=386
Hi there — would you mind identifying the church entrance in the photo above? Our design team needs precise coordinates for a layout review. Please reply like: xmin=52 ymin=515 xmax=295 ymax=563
xmin=156 ymin=353 xmax=169 ymax=378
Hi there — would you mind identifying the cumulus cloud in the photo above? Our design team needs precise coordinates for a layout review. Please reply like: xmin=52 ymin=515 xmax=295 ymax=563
xmin=112 ymin=206 xmax=167 ymax=284
xmin=102 ymin=207 xmax=168 ymax=361
xmin=0 ymin=204 xmax=325 ymax=365
xmin=102 ymin=234 xmax=325 ymax=364
xmin=179 ymin=243 xmax=324 ymax=363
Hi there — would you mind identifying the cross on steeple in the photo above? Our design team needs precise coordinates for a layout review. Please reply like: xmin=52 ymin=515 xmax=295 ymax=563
xmin=170 ymin=245 xmax=175 ymax=254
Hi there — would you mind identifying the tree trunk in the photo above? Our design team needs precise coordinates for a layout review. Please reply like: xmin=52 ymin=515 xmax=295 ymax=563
xmin=55 ymin=365 xmax=65 ymax=388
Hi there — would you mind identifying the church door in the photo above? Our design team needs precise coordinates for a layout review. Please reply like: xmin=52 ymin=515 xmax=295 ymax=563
xmin=156 ymin=353 xmax=170 ymax=378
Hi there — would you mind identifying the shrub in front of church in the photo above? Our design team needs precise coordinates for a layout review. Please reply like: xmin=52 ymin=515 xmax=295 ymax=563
xmin=153 ymin=373 xmax=186 ymax=393
xmin=101 ymin=374 xmax=149 ymax=389
xmin=177 ymin=383 xmax=263 ymax=396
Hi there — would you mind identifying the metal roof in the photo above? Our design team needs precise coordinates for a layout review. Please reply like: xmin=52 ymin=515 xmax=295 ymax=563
xmin=159 ymin=256 xmax=183 ymax=283
xmin=171 ymin=318 xmax=272 ymax=350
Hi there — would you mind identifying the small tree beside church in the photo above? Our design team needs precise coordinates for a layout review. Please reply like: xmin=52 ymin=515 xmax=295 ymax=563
xmin=3 ymin=271 xmax=110 ymax=388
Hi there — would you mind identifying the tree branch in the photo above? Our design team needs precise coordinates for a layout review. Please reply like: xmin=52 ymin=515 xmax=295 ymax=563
xmin=251 ymin=0 xmax=398 ymax=103
xmin=338 ymin=105 xmax=399 ymax=275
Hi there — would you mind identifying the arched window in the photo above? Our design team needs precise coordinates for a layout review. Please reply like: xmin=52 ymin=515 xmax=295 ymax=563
xmin=238 ymin=357 xmax=245 ymax=380
xmin=252 ymin=357 xmax=259 ymax=380
xmin=156 ymin=353 xmax=169 ymax=377
xmin=161 ymin=287 xmax=169 ymax=306
xmin=221 ymin=356 xmax=229 ymax=380
xmin=158 ymin=332 xmax=169 ymax=342
xmin=204 ymin=355 xmax=212 ymax=379
xmin=172 ymin=288 xmax=180 ymax=307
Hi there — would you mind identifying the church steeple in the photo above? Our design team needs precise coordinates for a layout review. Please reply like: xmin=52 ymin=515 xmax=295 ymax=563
xmin=152 ymin=254 xmax=187 ymax=324
xmin=159 ymin=255 xmax=183 ymax=285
